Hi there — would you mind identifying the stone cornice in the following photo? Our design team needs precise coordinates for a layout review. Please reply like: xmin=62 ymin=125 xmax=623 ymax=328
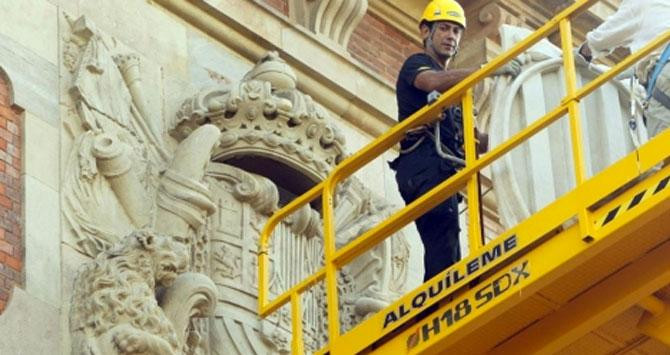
xmin=153 ymin=0 xmax=397 ymax=138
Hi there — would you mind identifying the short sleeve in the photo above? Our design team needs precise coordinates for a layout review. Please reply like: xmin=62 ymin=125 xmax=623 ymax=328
xmin=399 ymin=54 xmax=435 ymax=88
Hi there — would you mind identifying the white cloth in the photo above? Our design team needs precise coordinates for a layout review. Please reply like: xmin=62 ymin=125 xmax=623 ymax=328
xmin=585 ymin=0 xmax=670 ymax=59
xmin=585 ymin=0 xmax=670 ymax=138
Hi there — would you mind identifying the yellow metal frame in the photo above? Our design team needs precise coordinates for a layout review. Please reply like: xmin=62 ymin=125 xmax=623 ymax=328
xmin=257 ymin=0 xmax=670 ymax=352
xmin=371 ymin=141 xmax=670 ymax=353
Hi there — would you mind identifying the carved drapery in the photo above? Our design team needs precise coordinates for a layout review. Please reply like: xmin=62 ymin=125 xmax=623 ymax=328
xmin=289 ymin=0 xmax=368 ymax=47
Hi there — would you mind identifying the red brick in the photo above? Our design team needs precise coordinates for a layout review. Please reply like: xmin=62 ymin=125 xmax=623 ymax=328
xmin=7 ymin=145 xmax=19 ymax=159
xmin=0 ymin=241 xmax=12 ymax=255
xmin=5 ymin=166 xmax=18 ymax=179
xmin=6 ymin=121 xmax=17 ymax=135
xmin=0 ymin=75 xmax=22 ymax=295
xmin=0 ymin=106 xmax=14 ymax=119
xmin=263 ymin=0 xmax=288 ymax=15
xmin=0 ymin=195 xmax=11 ymax=208
xmin=347 ymin=12 xmax=422 ymax=83
xmin=5 ymin=256 xmax=20 ymax=271
xmin=0 ymin=129 xmax=12 ymax=144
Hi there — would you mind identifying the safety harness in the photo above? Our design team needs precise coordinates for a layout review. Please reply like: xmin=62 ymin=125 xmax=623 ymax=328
xmin=399 ymin=91 xmax=466 ymax=167
xmin=646 ymin=43 xmax=670 ymax=110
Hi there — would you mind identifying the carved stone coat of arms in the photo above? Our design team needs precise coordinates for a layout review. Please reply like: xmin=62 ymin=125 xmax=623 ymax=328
xmin=62 ymin=15 xmax=410 ymax=355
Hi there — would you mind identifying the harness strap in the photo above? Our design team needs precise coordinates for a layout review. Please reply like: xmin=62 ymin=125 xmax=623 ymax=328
xmin=652 ymin=86 xmax=670 ymax=110
xmin=399 ymin=124 xmax=465 ymax=167
xmin=646 ymin=43 xmax=670 ymax=100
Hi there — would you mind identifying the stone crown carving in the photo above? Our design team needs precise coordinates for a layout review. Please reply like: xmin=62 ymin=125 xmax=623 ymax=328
xmin=171 ymin=52 xmax=346 ymax=179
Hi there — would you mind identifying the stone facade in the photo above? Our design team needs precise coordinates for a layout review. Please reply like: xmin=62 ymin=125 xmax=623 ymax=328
xmin=0 ymin=0 xmax=630 ymax=354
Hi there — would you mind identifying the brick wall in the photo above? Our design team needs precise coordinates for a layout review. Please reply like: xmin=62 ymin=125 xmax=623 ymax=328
xmin=0 ymin=73 xmax=22 ymax=314
xmin=263 ymin=0 xmax=288 ymax=16
xmin=348 ymin=13 xmax=422 ymax=84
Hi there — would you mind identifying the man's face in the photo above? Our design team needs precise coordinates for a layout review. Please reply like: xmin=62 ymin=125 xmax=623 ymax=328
xmin=423 ymin=21 xmax=463 ymax=58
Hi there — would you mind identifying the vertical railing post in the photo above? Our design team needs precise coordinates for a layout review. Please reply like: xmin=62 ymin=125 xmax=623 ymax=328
xmin=462 ymin=89 xmax=484 ymax=252
xmin=560 ymin=18 xmax=593 ymax=238
xmin=560 ymin=19 xmax=587 ymax=185
xmin=291 ymin=293 xmax=304 ymax=355
xmin=258 ymin=247 xmax=269 ymax=312
xmin=322 ymin=176 xmax=341 ymax=349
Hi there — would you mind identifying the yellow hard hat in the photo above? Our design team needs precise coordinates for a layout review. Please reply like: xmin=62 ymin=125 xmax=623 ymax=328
xmin=420 ymin=0 xmax=466 ymax=29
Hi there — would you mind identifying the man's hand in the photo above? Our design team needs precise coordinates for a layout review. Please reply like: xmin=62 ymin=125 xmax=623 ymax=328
xmin=490 ymin=58 xmax=522 ymax=78
xmin=573 ymin=44 xmax=592 ymax=67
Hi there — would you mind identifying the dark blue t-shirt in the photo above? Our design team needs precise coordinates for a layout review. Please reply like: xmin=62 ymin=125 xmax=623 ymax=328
xmin=395 ymin=53 xmax=464 ymax=157
xmin=396 ymin=53 xmax=442 ymax=121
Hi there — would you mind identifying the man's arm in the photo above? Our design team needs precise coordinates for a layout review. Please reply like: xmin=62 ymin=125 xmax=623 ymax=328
xmin=414 ymin=68 xmax=478 ymax=93
xmin=584 ymin=0 xmax=640 ymax=59
xmin=414 ymin=59 xmax=523 ymax=93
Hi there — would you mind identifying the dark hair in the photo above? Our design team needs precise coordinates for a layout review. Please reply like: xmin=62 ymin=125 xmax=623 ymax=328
xmin=420 ymin=21 xmax=433 ymax=48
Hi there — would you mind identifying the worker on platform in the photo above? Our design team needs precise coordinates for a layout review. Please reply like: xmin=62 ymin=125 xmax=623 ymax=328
xmin=390 ymin=0 xmax=521 ymax=282
xmin=575 ymin=0 xmax=670 ymax=139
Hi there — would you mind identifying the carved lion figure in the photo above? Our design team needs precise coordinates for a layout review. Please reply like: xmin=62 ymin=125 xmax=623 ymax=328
xmin=70 ymin=230 xmax=190 ymax=355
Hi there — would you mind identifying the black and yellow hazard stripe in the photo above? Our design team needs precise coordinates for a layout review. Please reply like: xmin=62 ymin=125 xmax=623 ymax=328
xmin=598 ymin=174 xmax=670 ymax=228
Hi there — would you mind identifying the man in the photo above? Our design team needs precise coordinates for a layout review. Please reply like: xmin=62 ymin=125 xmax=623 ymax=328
xmin=576 ymin=0 xmax=670 ymax=138
xmin=390 ymin=0 xmax=521 ymax=282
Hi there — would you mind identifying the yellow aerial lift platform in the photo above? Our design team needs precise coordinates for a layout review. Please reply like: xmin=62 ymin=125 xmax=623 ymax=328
xmin=258 ymin=0 xmax=670 ymax=353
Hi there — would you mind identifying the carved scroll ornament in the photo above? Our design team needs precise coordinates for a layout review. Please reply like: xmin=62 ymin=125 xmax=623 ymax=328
xmin=289 ymin=0 xmax=368 ymax=47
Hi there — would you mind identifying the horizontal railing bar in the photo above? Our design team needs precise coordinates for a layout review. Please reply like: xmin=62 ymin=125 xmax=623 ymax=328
xmin=259 ymin=268 xmax=326 ymax=317
xmin=332 ymin=104 xmax=569 ymax=266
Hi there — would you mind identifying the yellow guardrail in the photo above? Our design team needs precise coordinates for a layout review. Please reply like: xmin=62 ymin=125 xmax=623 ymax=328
xmin=257 ymin=0 xmax=670 ymax=352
